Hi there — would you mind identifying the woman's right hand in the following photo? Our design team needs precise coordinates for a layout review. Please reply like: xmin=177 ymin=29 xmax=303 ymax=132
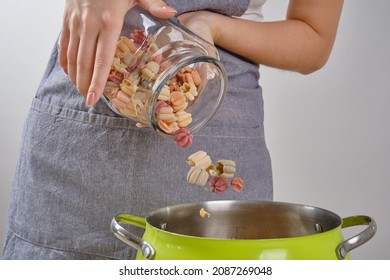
xmin=58 ymin=0 xmax=177 ymax=107
xmin=178 ymin=11 xmax=216 ymax=45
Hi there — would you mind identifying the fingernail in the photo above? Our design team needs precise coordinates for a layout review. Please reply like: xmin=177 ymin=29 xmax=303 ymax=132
xmin=86 ymin=91 xmax=97 ymax=107
xmin=161 ymin=5 xmax=177 ymax=14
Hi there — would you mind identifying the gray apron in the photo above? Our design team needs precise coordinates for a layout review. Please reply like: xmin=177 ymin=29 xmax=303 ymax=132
xmin=3 ymin=0 xmax=272 ymax=259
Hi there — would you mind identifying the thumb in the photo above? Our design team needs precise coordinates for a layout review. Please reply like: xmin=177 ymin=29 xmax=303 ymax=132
xmin=137 ymin=0 xmax=177 ymax=19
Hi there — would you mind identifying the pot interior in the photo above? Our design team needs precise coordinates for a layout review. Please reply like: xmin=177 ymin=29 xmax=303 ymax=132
xmin=146 ymin=200 xmax=342 ymax=240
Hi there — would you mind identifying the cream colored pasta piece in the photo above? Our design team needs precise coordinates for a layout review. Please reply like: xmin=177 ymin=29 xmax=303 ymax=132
xmin=175 ymin=111 xmax=192 ymax=128
xmin=180 ymin=82 xmax=198 ymax=101
xmin=118 ymin=36 xmax=138 ymax=54
xmin=157 ymin=85 xmax=171 ymax=101
xmin=116 ymin=90 xmax=132 ymax=105
xmin=147 ymin=42 xmax=159 ymax=54
xmin=140 ymin=68 xmax=154 ymax=81
xmin=140 ymin=61 xmax=160 ymax=81
xmin=115 ymin=38 xmax=128 ymax=59
xmin=199 ymin=208 xmax=210 ymax=218
xmin=123 ymin=52 xmax=137 ymax=67
xmin=173 ymin=100 xmax=188 ymax=112
xmin=157 ymin=106 xmax=177 ymax=122
xmin=187 ymin=151 xmax=212 ymax=170
xmin=120 ymin=79 xmax=138 ymax=96
xmin=170 ymin=91 xmax=188 ymax=112
xmin=119 ymin=99 xmax=138 ymax=117
xmin=115 ymin=48 xmax=124 ymax=59
xmin=134 ymin=88 xmax=150 ymax=104
xmin=135 ymin=97 xmax=147 ymax=115
xmin=187 ymin=167 xmax=209 ymax=186
xmin=112 ymin=57 xmax=129 ymax=74
xmin=133 ymin=95 xmax=149 ymax=116
xmin=117 ymin=37 xmax=130 ymax=54
xmin=182 ymin=91 xmax=194 ymax=101
xmin=209 ymin=160 xmax=236 ymax=179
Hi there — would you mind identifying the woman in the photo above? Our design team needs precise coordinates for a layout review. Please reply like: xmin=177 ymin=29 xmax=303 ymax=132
xmin=2 ymin=0 xmax=343 ymax=259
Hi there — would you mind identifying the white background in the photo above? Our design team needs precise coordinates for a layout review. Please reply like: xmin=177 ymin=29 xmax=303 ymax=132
xmin=1 ymin=0 xmax=389 ymax=259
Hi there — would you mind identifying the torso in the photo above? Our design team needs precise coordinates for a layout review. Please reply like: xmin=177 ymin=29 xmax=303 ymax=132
xmin=3 ymin=0 xmax=272 ymax=260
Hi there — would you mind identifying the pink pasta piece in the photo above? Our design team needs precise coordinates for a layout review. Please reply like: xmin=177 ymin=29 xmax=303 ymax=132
xmin=190 ymin=69 xmax=201 ymax=86
xmin=104 ymin=86 xmax=119 ymax=100
xmin=108 ymin=70 xmax=124 ymax=85
xmin=209 ymin=177 xmax=229 ymax=195
xmin=173 ymin=127 xmax=193 ymax=148
xmin=154 ymin=100 xmax=170 ymax=114
xmin=131 ymin=30 xmax=147 ymax=45
xmin=230 ymin=177 xmax=245 ymax=192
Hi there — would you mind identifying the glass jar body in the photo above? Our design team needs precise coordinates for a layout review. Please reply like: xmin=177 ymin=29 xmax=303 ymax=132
xmin=102 ymin=7 xmax=227 ymax=136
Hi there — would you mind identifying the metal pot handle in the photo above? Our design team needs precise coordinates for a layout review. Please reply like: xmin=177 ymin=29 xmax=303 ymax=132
xmin=110 ymin=214 xmax=155 ymax=260
xmin=336 ymin=215 xmax=377 ymax=259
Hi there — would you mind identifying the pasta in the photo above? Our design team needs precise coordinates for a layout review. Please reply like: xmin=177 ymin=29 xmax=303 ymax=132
xmin=103 ymin=29 xmax=206 ymax=147
xmin=199 ymin=208 xmax=211 ymax=218
xmin=187 ymin=151 xmax=212 ymax=170
xmin=187 ymin=167 xmax=209 ymax=186
xmin=185 ymin=150 xmax=245 ymax=195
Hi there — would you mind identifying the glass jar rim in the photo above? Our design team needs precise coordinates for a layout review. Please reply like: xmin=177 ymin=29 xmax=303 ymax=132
xmin=150 ymin=54 xmax=227 ymax=137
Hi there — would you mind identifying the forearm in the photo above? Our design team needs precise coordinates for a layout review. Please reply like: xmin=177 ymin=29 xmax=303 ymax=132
xmin=211 ymin=0 xmax=344 ymax=74
xmin=212 ymin=18 xmax=327 ymax=74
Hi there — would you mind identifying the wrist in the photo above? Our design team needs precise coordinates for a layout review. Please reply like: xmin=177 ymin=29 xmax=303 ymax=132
xmin=205 ymin=12 xmax=223 ymax=47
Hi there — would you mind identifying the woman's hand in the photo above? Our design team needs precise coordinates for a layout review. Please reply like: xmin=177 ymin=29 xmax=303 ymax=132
xmin=180 ymin=0 xmax=343 ymax=75
xmin=58 ymin=0 xmax=176 ymax=107
xmin=177 ymin=11 xmax=215 ymax=45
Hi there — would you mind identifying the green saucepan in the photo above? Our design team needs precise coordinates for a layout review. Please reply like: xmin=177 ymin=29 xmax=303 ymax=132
xmin=111 ymin=200 xmax=376 ymax=260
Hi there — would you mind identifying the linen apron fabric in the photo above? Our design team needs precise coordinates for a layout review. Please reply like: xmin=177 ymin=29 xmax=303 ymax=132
xmin=3 ymin=0 xmax=272 ymax=259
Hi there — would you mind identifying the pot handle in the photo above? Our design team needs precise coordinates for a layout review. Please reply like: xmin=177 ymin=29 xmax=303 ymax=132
xmin=336 ymin=215 xmax=377 ymax=259
xmin=110 ymin=214 xmax=156 ymax=260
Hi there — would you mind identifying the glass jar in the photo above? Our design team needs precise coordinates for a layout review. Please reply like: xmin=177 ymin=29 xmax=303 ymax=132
xmin=102 ymin=7 xmax=227 ymax=137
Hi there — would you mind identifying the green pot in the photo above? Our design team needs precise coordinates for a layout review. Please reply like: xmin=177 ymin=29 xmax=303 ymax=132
xmin=111 ymin=200 xmax=376 ymax=260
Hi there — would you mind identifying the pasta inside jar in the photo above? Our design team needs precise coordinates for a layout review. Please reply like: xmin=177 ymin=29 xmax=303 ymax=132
xmin=101 ymin=7 xmax=227 ymax=142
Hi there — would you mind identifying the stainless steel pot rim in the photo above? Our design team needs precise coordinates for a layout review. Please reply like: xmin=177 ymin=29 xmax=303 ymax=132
xmin=147 ymin=200 xmax=341 ymax=215
xmin=148 ymin=224 xmax=343 ymax=241
xmin=142 ymin=200 xmax=343 ymax=240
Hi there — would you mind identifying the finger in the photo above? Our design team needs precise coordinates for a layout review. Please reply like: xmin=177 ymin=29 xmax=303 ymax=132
xmin=85 ymin=28 xmax=119 ymax=107
xmin=67 ymin=27 xmax=80 ymax=86
xmin=137 ymin=0 xmax=177 ymax=18
xmin=58 ymin=27 xmax=70 ymax=75
xmin=76 ymin=29 xmax=98 ymax=97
